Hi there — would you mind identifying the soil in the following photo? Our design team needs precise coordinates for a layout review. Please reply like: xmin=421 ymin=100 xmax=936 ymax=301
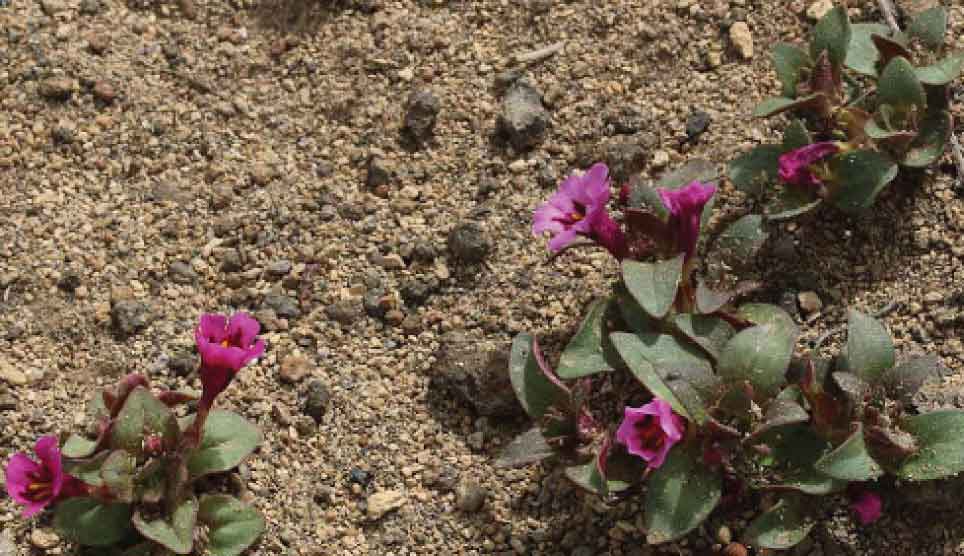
xmin=1 ymin=0 xmax=964 ymax=555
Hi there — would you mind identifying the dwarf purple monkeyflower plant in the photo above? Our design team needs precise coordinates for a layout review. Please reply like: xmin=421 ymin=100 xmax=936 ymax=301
xmin=3 ymin=313 xmax=266 ymax=554
xmin=5 ymin=436 xmax=86 ymax=517
xmin=532 ymin=163 xmax=626 ymax=259
xmin=778 ymin=142 xmax=840 ymax=188
xmin=657 ymin=181 xmax=716 ymax=262
xmin=616 ymin=399 xmax=685 ymax=469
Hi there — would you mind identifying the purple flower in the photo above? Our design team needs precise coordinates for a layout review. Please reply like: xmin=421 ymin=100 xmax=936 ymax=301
xmin=5 ymin=436 xmax=84 ymax=517
xmin=850 ymin=490 xmax=882 ymax=525
xmin=195 ymin=312 xmax=265 ymax=408
xmin=657 ymin=181 xmax=716 ymax=261
xmin=778 ymin=142 xmax=839 ymax=188
xmin=532 ymin=163 xmax=626 ymax=258
xmin=615 ymin=399 xmax=685 ymax=470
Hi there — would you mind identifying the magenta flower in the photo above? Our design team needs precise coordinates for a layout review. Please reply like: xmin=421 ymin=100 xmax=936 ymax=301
xmin=850 ymin=490 xmax=882 ymax=525
xmin=532 ymin=163 xmax=626 ymax=259
xmin=195 ymin=312 xmax=265 ymax=409
xmin=778 ymin=142 xmax=839 ymax=188
xmin=615 ymin=399 xmax=685 ymax=469
xmin=657 ymin=181 xmax=716 ymax=262
xmin=5 ymin=436 xmax=84 ymax=517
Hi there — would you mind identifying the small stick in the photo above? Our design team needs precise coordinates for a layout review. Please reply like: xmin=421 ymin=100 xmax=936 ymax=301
xmin=812 ymin=301 xmax=900 ymax=351
xmin=878 ymin=0 xmax=901 ymax=33
xmin=514 ymin=41 xmax=565 ymax=64
xmin=547 ymin=240 xmax=598 ymax=263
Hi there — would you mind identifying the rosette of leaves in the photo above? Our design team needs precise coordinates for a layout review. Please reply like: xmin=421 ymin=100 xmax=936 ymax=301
xmin=731 ymin=6 xmax=960 ymax=215
xmin=740 ymin=310 xmax=964 ymax=549
xmin=53 ymin=374 xmax=265 ymax=556
xmin=500 ymin=169 xmax=802 ymax=543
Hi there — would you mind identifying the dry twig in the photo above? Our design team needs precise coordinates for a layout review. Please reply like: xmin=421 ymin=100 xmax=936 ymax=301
xmin=514 ymin=41 xmax=565 ymax=65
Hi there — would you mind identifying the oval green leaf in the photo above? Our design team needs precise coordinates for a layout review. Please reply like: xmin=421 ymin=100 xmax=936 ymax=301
xmin=772 ymin=43 xmax=811 ymax=97
xmin=644 ymin=446 xmax=721 ymax=544
xmin=743 ymin=498 xmax=815 ymax=549
xmin=556 ymin=298 xmax=616 ymax=379
xmin=878 ymin=56 xmax=926 ymax=109
xmin=132 ymin=497 xmax=197 ymax=555
xmin=718 ymin=324 xmax=793 ymax=399
xmin=198 ymin=494 xmax=266 ymax=556
xmin=813 ymin=424 xmax=884 ymax=481
xmin=897 ymin=410 xmax=964 ymax=481
xmin=621 ymin=255 xmax=684 ymax=320
xmin=185 ymin=410 xmax=263 ymax=480
xmin=728 ymin=145 xmax=781 ymax=196
xmin=53 ymin=497 xmax=133 ymax=547
xmin=845 ymin=309 xmax=895 ymax=384
xmin=827 ymin=149 xmax=898 ymax=212
xmin=810 ymin=6 xmax=852 ymax=66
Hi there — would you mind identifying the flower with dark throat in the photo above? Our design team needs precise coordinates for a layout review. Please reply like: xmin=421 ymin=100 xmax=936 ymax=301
xmin=195 ymin=312 xmax=265 ymax=409
xmin=615 ymin=399 xmax=685 ymax=469
xmin=778 ymin=142 xmax=840 ymax=188
xmin=5 ymin=436 xmax=86 ymax=517
xmin=657 ymin=181 xmax=716 ymax=262
xmin=532 ymin=163 xmax=626 ymax=259
xmin=850 ymin=490 xmax=882 ymax=525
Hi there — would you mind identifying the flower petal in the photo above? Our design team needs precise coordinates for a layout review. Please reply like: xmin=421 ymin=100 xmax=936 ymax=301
xmin=5 ymin=453 xmax=41 ymax=504
xmin=33 ymin=436 xmax=64 ymax=495
xmin=547 ymin=228 xmax=579 ymax=252
xmin=197 ymin=314 xmax=229 ymax=343
xmin=226 ymin=312 xmax=262 ymax=348
xmin=532 ymin=203 xmax=568 ymax=236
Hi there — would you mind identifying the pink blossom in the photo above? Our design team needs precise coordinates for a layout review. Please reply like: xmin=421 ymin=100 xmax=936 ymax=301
xmin=195 ymin=312 xmax=265 ymax=408
xmin=657 ymin=181 xmax=716 ymax=261
xmin=532 ymin=163 xmax=626 ymax=258
xmin=615 ymin=399 xmax=685 ymax=469
xmin=778 ymin=142 xmax=839 ymax=188
xmin=5 ymin=436 xmax=85 ymax=517
xmin=850 ymin=490 xmax=882 ymax=525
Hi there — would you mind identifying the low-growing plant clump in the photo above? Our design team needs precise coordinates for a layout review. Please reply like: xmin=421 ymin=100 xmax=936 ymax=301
xmin=4 ymin=313 xmax=266 ymax=556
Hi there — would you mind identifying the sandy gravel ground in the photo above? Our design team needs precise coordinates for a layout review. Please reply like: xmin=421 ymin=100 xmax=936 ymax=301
xmin=2 ymin=0 xmax=964 ymax=554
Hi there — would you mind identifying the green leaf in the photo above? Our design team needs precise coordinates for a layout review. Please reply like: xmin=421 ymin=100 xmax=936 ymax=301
xmin=765 ymin=186 xmax=822 ymax=221
xmin=897 ymin=410 xmax=964 ymax=481
xmin=845 ymin=309 xmax=895 ymax=384
xmin=737 ymin=303 xmax=797 ymax=332
xmin=916 ymin=52 xmax=964 ymax=85
xmin=621 ymin=255 xmax=683 ymax=320
xmin=611 ymin=333 xmax=707 ymax=423
xmin=53 ymin=498 xmax=133 ymax=547
xmin=782 ymin=120 xmax=812 ymax=152
xmin=845 ymin=23 xmax=892 ymax=76
xmin=101 ymin=450 xmax=135 ymax=503
xmin=184 ymin=410 xmax=263 ymax=480
xmin=743 ymin=498 xmax=815 ymax=549
xmin=65 ymin=452 xmax=109 ymax=487
xmin=774 ymin=467 xmax=847 ymax=496
xmin=111 ymin=387 xmax=179 ymax=457
xmin=132 ymin=497 xmax=197 ymax=555
xmin=614 ymin=283 xmax=660 ymax=334
xmin=810 ymin=6 xmax=852 ymax=66
xmin=728 ymin=145 xmax=782 ymax=196
xmin=718 ymin=324 xmax=793 ymax=399
xmin=495 ymin=427 xmax=555 ymax=468
xmin=903 ymin=110 xmax=952 ymax=168
xmin=716 ymin=215 xmax=769 ymax=269
xmin=556 ymin=298 xmax=615 ymax=379
xmin=882 ymin=354 xmax=949 ymax=405
xmin=908 ymin=6 xmax=947 ymax=49
xmin=878 ymin=56 xmax=926 ymax=109
xmin=565 ymin=449 xmax=610 ymax=496
xmin=198 ymin=495 xmax=266 ymax=556
xmin=656 ymin=159 xmax=719 ymax=189
xmin=644 ymin=446 xmax=721 ymax=544
xmin=814 ymin=425 xmax=884 ymax=481
xmin=752 ymin=95 xmax=824 ymax=119
xmin=751 ymin=399 xmax=809 ymax=439
xmin=827 ymin=149 xmax=899 ymax=212
xmin=772 ymin=43 xmax=811 ymax=97
xmin=673 ymin=314 xmax=735 ymax=361
xmin=63 ymin=434 xmax=100 ymax=459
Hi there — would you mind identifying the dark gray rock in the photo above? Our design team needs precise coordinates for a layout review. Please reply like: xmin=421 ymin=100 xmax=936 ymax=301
xmin=447 ymin=222 xmax=491 ymax=265
xmin=111 ymin=299 xmax=150 ymax=338
xmin=455 ymin=480 xmax=487 ymax=513
xmin=363 ymin=288 xmax=387 ymax=319
xmin=601 ymin=139 xmax=648 ymax=184
xmin=402 ymin=89 xmax=440 ymax=146
xmin=366 ymin=156 xmax=393 ymax=189
xmin=79 ymin=0 xmax=102 ymax=15
xmin=266 ymin=259 xmax=292 ymax=278
xmin=168 ymin=261 xmax=198 ymax=284
xmin=303 ymin=379 xmax=330 ymax=423
xmin=220 ymin=249 xmax=243 ymax=273
xmin=498 ymin=78 xmax=549 ymax=151
xmin=325 ymin=298 xmax=364 ymax=326
xmin=168 ymin=353 xmax=196 ymax=377
xmin=685 ymin=109 xmax=712 ymax=141
xmin=400 ymin=277 xmax=437 ymax=307
xmin=431 ymin=332 xmax=520 ymax=417
xmin=263 ymin=294 xmax=301 ymax=319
